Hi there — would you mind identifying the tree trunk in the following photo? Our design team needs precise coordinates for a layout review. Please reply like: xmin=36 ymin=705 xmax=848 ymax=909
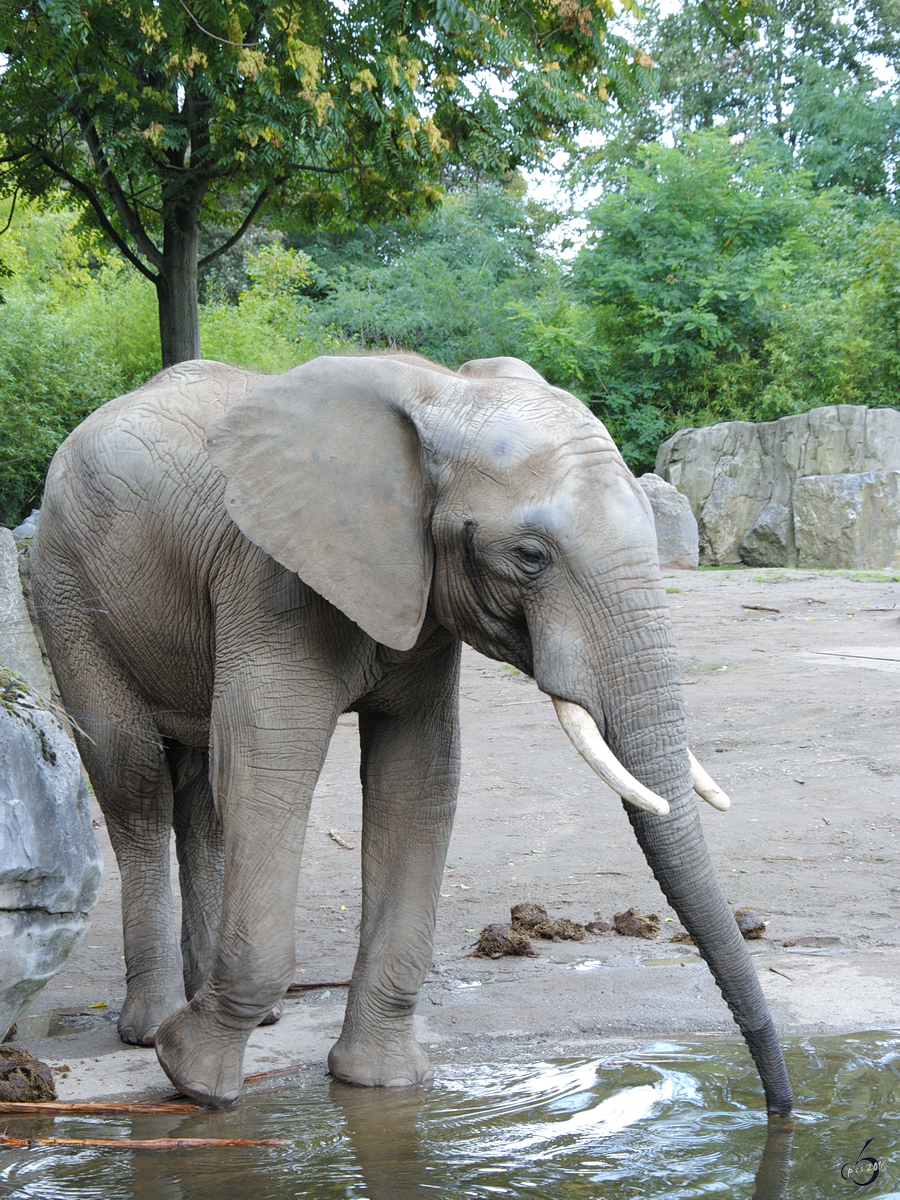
xmin=156 ymin=208 xmax=201 ymax=368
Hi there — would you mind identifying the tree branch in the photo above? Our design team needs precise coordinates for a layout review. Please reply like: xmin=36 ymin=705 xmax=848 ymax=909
xmin=39 ymin=156 xmax=160 ymax=283
xmin=197 ymin=184 xmax=273 ymax=267
xmin=0 ymin=187 xmax=20 ymax=236
xmin=196 ymin=159 xmax=365 ymax=269
xmin=80 ymin=119 xmax=165 ymax=269
xmin=176 ymin=0 xmax=261 ymax=47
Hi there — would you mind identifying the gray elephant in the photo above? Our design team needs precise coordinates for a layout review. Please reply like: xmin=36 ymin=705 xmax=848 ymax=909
xmin=30 ymin=354 xmax=792 ymax=1115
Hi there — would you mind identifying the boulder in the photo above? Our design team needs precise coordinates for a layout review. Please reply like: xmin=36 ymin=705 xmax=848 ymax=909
xmin=739 ymin=503 xmax=793 ymax=568
xmin=0 ymin=691 xmax=102 ymax=1039
xmin=793 ymin=472 xmax=900 ymax=569
xmin=656 ymin=406 xmax=900 ymax=566
xmin=0 ymin=528 xmax=53 ymax=697
xmin=11 ymin=509 xmax=40 ymax=541
xmin=638 ymin=473 xmax=699 ymax=569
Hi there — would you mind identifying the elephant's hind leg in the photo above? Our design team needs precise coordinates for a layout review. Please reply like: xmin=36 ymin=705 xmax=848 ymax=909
xmin=39 ymin=607 xmax=186 ymax=1045
xmin=170 ymin=746 xmax=223 ymax=1001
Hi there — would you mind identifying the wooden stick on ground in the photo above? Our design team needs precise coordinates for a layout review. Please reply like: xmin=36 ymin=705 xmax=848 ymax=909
xmin=0 ymin=1101 xmax=202 ymax=1115
xmin=285 ymin=978 xmax=351 ymax=993
xmin=0 ymin=1135 xmax=290 ymax=1150
xmin=243 ymin=1062 xmax=318 ymax=1083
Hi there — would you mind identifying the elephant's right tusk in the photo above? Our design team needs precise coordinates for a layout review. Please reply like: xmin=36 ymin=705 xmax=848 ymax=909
xmin=551 ymin=697 xmax=670 ymax=817
xmin=689 ymin=751 xmax=731 ymax=811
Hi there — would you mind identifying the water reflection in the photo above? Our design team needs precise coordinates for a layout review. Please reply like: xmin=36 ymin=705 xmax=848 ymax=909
xmin=752 ymin=1120 xmax=794 ymax=1200
xmin=330 ymin=1081 xmax=432 ymax=1198
xmin=0 ymin=1032 xmax=897 ymax=1199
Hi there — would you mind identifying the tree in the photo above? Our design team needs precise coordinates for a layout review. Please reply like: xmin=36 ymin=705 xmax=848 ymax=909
xmin=571 ymin=132 xmax=809 ymax=466
xmin=568 ymin=128 xmax=900 ymax=471
xmin=646 ymin=0 xmax=899 ymax=136
xmin=0 ymin=0 xmax=649 ymax=367
xmin=295 ymin=186 xmax=559 ymax=362
xmin=578 ymin=0 xmax=900 ymax=197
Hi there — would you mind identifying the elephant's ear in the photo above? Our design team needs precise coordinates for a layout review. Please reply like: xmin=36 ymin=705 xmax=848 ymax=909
xmin=457 ymin=357 xmax=548 ymax=384
xmin=205 ymin=356 xmax=444 ymax=651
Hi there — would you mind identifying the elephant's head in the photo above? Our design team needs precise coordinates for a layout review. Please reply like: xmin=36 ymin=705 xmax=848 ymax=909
xmin=205 ymin=354 xmax=792 ymax=1117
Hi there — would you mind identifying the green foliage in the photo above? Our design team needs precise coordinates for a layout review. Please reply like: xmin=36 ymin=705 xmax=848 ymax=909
xmin=578 ymin=0 xmax=900 ymax=200
xmin=200 ymin=243 xmax=345 ymax=373
xmin=0 ymin=200 xmax=336 ymax=525
xmin=0 ymin=0 xmax=652 ymax=366
xmin=299 ymin=188 xmax=568 ymax=369
xmin=789 ymin=65 xmax=900 ymax=195
xmin=762 ymin=205 xmax=900 ymax=411
xmin=571 ymin=130 xmax=900 ymax=471
xmin=0 ymin=203 xmax=152 ymax=524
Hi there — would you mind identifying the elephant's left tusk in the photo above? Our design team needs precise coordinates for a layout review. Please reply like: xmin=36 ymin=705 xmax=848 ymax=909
xmin=689 ymin=751 xmax=731 ymax=811
xmin=551 ymin=698 xmax=670 ymax=817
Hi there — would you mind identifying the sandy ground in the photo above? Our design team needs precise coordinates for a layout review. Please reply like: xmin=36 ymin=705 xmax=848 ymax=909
xmin=15 ymin=567 xmax=900 ymax=1101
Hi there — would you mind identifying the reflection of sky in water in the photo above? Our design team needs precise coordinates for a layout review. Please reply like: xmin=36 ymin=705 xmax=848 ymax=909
xmin=432 ymin=1057 xmax=702 ymax=1161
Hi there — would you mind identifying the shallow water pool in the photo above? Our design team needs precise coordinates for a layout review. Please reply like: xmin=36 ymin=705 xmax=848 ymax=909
xmin=1 ymin=1031 xmax=898 ymax=1199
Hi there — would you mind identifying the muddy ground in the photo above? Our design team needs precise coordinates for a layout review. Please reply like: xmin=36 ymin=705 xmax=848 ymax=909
xmin=18 ymin=567 xmax=900 ymax=1100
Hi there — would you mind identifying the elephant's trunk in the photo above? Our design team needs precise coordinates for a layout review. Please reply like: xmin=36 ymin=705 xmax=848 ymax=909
xmin=625 ymin=792 xmax=793 ymax=1116
xmin=535 ymin=572 xmax=793 ymax=1117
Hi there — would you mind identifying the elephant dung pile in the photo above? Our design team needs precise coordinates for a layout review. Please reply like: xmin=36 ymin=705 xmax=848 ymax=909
xmin=511 ymin=903 xmax=586 ymax=943
xmin=734 ymin=909 xmax=767 ymax=939
xmin=474 ymin=924 xmax=536 ymax=959
xmin=613 ymin=908 xmax=661 ymax=939
xmin=671 ymin=909 xmax=768 ymax=944
xmin=474 ymin=903 xmax=588 ymax=958
xmin=0 ymin=1045 xmax=57 ymax=1102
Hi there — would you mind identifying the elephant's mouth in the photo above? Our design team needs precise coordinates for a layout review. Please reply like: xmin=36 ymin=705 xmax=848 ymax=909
xmin=551 ymin=697 xmax=731 ymax=816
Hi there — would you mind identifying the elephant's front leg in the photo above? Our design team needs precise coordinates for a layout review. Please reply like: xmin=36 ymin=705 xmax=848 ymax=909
xmin=155 ymin=679 xmax=337 ymax=1105
xmin=328 ymin=668 xmax=460 ymax=1087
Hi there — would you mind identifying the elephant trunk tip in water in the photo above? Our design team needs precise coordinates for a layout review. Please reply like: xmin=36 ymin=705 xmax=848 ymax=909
xmin=551 ymin=698 xmax=731 ymax=814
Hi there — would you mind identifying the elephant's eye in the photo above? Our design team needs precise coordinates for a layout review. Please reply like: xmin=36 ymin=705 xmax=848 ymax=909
xmin=513 ymin=545 xmax=548 ymax=574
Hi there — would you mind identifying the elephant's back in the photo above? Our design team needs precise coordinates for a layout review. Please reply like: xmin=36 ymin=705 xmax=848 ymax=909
xmin=40 ymin=360 xmax=269 ymax=538
xmin=35 ymin=361 xmax=271 ymax=604
xmin=53 ymin=360 xmax=271 ymax=463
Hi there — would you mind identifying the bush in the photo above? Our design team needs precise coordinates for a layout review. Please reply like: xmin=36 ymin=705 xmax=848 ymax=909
xmin=571 ymin=131 xmax=900 ymax=471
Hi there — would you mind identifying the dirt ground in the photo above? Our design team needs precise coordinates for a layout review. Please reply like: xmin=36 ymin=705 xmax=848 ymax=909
xmin=19 ymin=567 xmax=900 ymax=1100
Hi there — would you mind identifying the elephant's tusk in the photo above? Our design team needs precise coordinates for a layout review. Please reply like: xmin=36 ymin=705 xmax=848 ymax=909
xmin=551 ymin=698 xmax=670 ymax=817
xmin=689 ymin=751 xmax=731 ymax=811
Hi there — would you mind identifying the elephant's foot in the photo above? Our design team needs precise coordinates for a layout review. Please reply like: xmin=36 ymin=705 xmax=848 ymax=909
xmin=118 ymin=982 xmax=185 ymax=1047
xmin=154 ymin=1003 xmax=249 ymax=1106
xmin=327 ymin=1028 xmax=433 ymax=1088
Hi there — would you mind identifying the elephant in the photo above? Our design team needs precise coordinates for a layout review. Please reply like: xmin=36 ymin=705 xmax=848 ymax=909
xmin=30 ymin=353 xmax=793 ymax=1115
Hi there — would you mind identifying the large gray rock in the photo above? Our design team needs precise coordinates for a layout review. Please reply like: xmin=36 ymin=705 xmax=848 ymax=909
xmin=638 ymin=473 xmax=699 ymax=569
xmin=11 ymin=509 xmax=40 ymax=541
xmin=0 ymin=528 xmax=53 ymax=696
xmin=793 ymin=472 xmax=900 ymax=569
xmin=0 ymin=695 xmax=102 ymax=1037
xmin=656 ymin=406 xmax=900 ymax=567
xmin=739 ymin=503 xmax=793 ymax=568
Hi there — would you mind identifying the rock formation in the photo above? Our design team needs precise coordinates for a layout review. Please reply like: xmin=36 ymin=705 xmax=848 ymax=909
xmin=0 ymin=525 xmax=101 ymax=1039
xmin=655 ymin=405 xmax=900 ymax=567
xmin=0 ymin=689 xmax=103 ymax=1039
xmin=0 ymin=527 xmax=53 ymax=697
xmin=638 ymin=473 xmax=699 ymax=569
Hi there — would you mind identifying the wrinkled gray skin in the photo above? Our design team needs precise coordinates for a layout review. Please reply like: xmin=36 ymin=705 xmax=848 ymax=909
xmin=30 ymin=354 xmax=792 ymax=1115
